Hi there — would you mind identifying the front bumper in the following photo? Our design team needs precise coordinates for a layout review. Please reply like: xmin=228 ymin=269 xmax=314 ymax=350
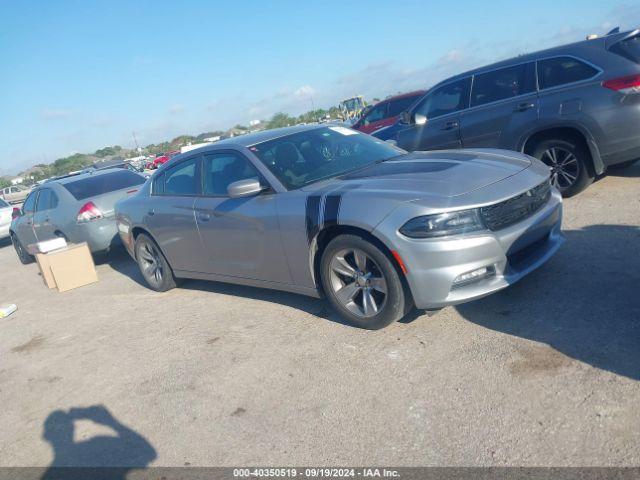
xmin=377 ymin=189 xmax=564 ymax=309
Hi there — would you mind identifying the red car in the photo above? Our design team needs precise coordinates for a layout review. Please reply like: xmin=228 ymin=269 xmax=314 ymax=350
xmin=152 ymin=150 xmax=180 ymax=169
xmin=352 ymin=90 xmax=426 ymax=134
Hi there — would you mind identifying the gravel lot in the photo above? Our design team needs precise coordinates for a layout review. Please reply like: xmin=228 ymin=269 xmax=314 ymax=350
xmin=0 ymin=164 xmax=639 ymax=468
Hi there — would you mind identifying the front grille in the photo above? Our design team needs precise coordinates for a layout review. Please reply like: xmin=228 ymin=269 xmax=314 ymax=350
xmin=480 ymin=180 xmax=551 ymax=231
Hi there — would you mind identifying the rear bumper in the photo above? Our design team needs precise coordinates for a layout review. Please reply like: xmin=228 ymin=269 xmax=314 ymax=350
xmin=72 ymin=219 xmax=121 ymax=253
xmin=0 ymin=222 xmax=10 ymax=239
xmin=377 ymin=189 xmax=564 ymax=309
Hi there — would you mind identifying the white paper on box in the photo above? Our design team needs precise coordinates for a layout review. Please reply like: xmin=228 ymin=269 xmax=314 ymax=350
xmin=36 ymin=237 xmax=67 ymax=253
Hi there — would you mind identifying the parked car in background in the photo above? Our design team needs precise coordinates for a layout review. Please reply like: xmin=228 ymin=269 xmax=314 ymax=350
xmin=0 ymin=198 xmax=13 ymax=240
xmin=116 ymin=125 xmax=563 ymax=329
xmin=92 ymin=158 xmax=145 ymax=173
xmin=10 ymin=168 xmax=146 ymax=264
xmin=352 ymin=90 xmax=426 ymax=135
xmin=1 ymin=185 xmax=30 ymax=204
xmin=152 ymin=151 xmax=180 ymax=169
xmin=376 ymin=27 xmax=640 ymax=196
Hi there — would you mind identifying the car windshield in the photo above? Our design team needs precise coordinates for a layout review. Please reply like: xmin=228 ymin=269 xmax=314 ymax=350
xmin=249 ymin=126 xmax=404 ymax=189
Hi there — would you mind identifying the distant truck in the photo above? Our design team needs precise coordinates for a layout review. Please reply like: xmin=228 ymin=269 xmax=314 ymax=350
xmin=1 ymin=185 xmax=31 ymax=204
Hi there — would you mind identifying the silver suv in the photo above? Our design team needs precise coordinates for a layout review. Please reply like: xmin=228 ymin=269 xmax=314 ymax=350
xmin=385 ymin=27 xmax=640 ymax=196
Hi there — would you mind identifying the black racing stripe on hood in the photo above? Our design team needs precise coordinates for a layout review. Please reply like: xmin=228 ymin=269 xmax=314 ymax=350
xmin=342 ymin=160 xmax=457 ymax=180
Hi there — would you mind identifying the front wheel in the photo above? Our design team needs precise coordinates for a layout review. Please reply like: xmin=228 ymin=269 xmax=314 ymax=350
xmin=532 ymin=139 xmax=594 ymax=197
xmin=320 ymin=234 xmax=412 ymax=329
xmin=134 ymin=233 xmax=177 ymax=292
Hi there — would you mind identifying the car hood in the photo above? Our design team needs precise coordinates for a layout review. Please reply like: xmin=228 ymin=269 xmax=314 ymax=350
xmin=330 ymin=149 xmax=532 ymax=198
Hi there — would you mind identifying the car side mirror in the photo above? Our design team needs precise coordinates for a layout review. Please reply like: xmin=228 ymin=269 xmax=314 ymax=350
xmin=227 ymin=179 xmax=263 ymax=198
xmin=11 ymin=207 xmax=22 ymax=220
xmin=414 ymin=113 xmax=428 ymax=125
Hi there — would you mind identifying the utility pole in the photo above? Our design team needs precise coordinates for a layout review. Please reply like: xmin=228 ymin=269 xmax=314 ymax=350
xmin=309 ymin=94 xmax=317 ymax=122
xmin=132 ymin=131 xmax=140 ymax=152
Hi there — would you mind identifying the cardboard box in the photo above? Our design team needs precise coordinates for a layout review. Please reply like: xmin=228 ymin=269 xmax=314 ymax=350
xmin=35 ymin=253 xmax=57 ymax=289
xmin=35 ymin=243 xmax=98 ymax=292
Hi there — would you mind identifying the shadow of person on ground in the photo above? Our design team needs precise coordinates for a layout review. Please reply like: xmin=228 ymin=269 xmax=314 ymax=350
xmin=457 ymin=224 xmax=640 ymax=380
xmin=41 ymin=405 xmax=156 ymax=480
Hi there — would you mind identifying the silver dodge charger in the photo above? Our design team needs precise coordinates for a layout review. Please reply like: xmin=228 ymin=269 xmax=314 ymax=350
xmin=116 ymin=125 xmax=564 ymax=329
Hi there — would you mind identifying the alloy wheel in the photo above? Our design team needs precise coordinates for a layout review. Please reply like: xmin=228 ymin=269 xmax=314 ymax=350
xmin=139 ymin=242 xmax=164 ymax=287
xmin=328 ymin=248 xmax=388 ymax=318
xmin=542 ymin=146 xmax=580 ymax=190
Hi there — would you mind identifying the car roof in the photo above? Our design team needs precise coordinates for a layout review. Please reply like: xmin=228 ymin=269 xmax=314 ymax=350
xmin=378 ymin=90 xmax=427 ymax=103
xmin=435 ymin=27 xmax=638 ymax=87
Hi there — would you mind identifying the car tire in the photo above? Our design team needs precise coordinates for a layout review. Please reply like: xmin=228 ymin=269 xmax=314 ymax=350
xmin=320 ymin=234 xmax=412 ymax=329
xmin=11 ymin=233 xmax=33 ymax=265
xmin=532 ymin=138 xmax=594 ymax=197
xmin=134 ymin=233 xmax=177 ymax=292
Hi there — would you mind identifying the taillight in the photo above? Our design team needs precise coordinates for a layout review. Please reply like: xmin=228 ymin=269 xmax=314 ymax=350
xmin=77 ymin=201 xmax=103 ymax=223
xmin=11 ymin=207 xmax=21 ymax=220
xmin=602 ymin=74 xmax=640 ymax=94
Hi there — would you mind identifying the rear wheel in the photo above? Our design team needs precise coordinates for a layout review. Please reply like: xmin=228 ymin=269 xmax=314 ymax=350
xmin=134 ymin=233 xmax=176 ymax=292
xmin=11 ymin=233 xmax=33 ymax=265
xmin=532 ymin=139 xmax=594 ymax=197
xmin=320 ymin=234 xmax=411 ymax=329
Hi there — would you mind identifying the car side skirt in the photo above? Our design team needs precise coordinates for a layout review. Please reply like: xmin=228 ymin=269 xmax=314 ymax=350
xmin=173 ymin=269 xmax=322 ymax=299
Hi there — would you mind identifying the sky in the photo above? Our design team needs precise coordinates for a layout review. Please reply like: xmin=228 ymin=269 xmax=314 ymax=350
xmin=1 ymin=0 xmax=639 ymax=175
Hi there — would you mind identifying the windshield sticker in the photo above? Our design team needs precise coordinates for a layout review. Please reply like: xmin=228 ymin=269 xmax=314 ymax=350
xmin=329 ymin=126 xmax=358 ymax=136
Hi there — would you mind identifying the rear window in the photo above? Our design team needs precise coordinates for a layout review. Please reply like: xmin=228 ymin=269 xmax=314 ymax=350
xmin=0 ymin=198 xmax=8 ymax=208
xmin=610 ymin=34 xmax=640 ymax=64
xmin=63 ymin=171 xmax=145 ymax=200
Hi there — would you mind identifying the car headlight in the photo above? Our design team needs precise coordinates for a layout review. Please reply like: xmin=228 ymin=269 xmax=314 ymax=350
xmin=399 ymin=209 xmax=485 ymax=238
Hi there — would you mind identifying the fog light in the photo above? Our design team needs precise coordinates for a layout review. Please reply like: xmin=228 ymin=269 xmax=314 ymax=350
xmin=453 ymin=265 xmax=496 ymax=288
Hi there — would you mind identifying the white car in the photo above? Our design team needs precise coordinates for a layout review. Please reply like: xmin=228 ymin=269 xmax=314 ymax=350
xmin=0 ymin=198 xmax=13 ymax=240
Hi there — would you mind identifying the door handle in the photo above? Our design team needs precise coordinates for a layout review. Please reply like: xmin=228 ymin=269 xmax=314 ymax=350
xmin=147 ymin=209 xmax=155 ymax=216
xmin=514 ymin=102 xmax=535 ymax=112
xmin=441 ymin=121 xmax=459 ymax=130
xmin=198 ymin=212 xmax=211 ymax=222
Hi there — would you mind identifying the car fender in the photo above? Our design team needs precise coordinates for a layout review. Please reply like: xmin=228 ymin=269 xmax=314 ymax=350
xmin=517 ymin=121 xmax=604 ymax=175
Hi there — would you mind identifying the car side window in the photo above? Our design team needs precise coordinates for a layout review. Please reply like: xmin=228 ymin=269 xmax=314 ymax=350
xmin=152 ymin=173 xmax=165 ymax=196
xmin=22 ymin=192 xmax=37 ymax=213
xmin=162 ymin=157 xmax=199 ymax=196
xmin=388 ymin=95 xmax=421 ymax=116
xmin=537 ymin=57 xmax=599 ymax=90
xmin=470 ymin=63 xmax=535 ymax=107
xmin=414 ymin=77 xmax=471 ymax=119
xmin=36 ymin=189 xmax=52 ymax=211
xmin=203 ymin=152 xmax=261 ymax=196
